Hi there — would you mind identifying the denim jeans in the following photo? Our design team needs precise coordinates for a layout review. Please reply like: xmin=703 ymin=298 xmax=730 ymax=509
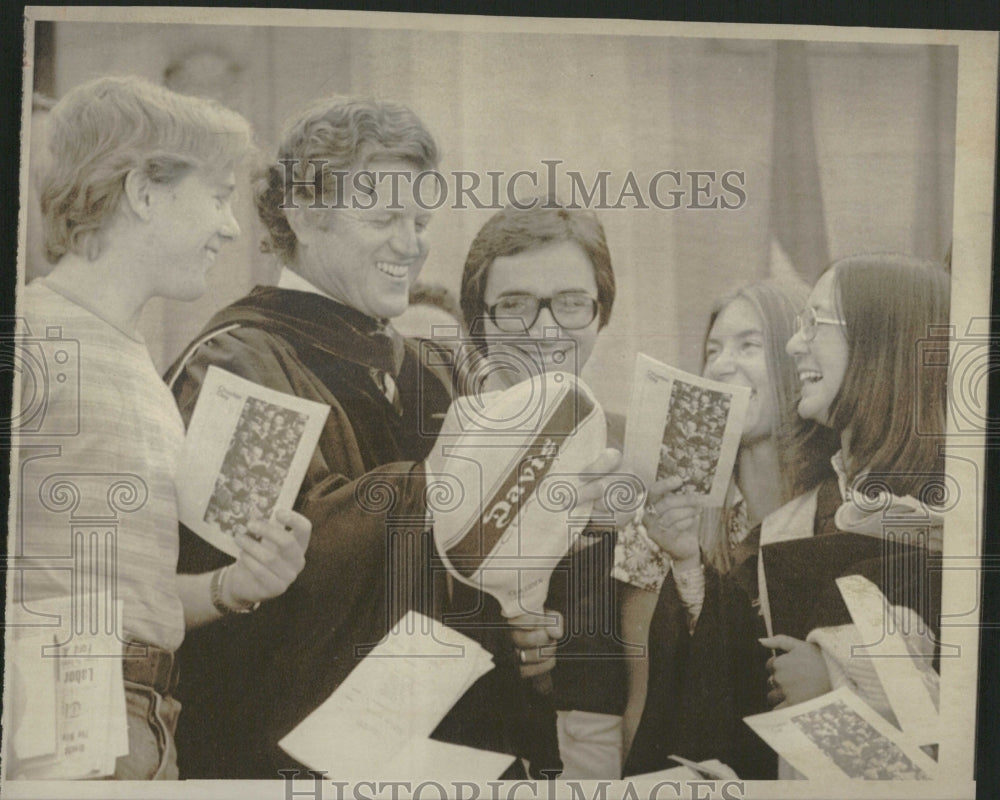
xmin=111 ymin=682 xmax=182 ymax=780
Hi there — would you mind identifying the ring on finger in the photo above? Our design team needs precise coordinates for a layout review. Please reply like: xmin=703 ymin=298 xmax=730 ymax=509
xmin=517 ymin=648 xmax=528 ymax=664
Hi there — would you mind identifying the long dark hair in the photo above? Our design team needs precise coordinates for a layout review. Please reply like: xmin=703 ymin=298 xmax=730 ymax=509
xmin=826 ymin=254 xmax=950 ymax=498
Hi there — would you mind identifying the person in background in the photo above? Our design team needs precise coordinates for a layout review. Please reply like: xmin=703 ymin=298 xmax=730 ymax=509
xmin=458 ymin=199 xmax=625 ymax=778
xmin=392 ymin=280 xmax=465 ymax=340
xmin=622 ymin=279 xmax=837 ymax=778
xmin=13 ymin=75 xmax=310 ymax=781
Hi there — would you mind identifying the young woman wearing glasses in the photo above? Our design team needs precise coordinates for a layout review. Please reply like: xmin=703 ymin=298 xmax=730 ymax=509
xmin=626 ymin=253 xmax=949 ymax=779
xmin=760 ymin=255 xmax=949 ymax=723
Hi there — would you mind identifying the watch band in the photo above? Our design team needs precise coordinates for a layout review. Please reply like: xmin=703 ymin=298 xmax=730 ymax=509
xmin=210 ymin=565 xmax=260 ymax=615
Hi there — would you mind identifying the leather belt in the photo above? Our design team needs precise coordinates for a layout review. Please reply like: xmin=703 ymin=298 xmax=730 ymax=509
xmin=122 ymin=640 xmax=179 ymax=696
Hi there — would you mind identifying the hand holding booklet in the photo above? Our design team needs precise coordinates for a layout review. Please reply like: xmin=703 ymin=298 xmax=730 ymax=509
xmin=614 ymin=353 xmax=749 ymax=589
xmin=743 ymin=578 xmax=940 ymax=778
xmin=175 ymin=365 xmax=329 ymax=557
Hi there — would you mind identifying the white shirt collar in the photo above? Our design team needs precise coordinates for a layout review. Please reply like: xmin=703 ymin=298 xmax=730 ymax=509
xmin=277 ymin=267 xmax=332 ymax=300
xmin=830 ymin=450 xmax=850 ymax=501
xmin=828 ymin=450 xmax=944 ymax=545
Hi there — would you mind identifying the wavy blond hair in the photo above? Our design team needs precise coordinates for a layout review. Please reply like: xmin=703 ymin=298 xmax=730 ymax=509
xmin=41 ymin=75 xmax=252 ymax=263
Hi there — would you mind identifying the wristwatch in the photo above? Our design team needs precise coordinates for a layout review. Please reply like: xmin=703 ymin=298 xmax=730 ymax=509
xmin=210 ymin=565 xmax=260 ymax=615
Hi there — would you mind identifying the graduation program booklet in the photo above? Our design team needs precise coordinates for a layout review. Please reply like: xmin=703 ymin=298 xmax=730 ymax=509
xmin=836 ymin=574 xmax=940 ymax=748
xmin=743 ymin=687 xmax=938 ymax=781
xmin=614 ymin=354 xmax=749 ymax=589
xmin=175 ymin=365 xmax=329 ymax=558
xmin=622 ymin=353 xmax=750 ymax=507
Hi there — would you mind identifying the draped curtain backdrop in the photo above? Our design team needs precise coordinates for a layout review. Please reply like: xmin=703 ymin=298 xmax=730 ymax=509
xmin=42 ymin=24 xmax=956 ymax=415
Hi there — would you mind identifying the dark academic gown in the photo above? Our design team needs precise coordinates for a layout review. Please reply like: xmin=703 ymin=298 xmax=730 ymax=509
xmin=623 ymin=525 xmax=774 ymax=779
xmin=625 ymin=473 xmax=943 ymax=779
xmin=166 ymin=287 xmax=519 ymax=779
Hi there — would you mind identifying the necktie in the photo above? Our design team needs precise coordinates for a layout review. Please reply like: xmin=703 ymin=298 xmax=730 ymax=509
xmin=370 ymin=323 xmax=404 ymax=414
xmin=371 ymin=366 xmax=400 ymax=411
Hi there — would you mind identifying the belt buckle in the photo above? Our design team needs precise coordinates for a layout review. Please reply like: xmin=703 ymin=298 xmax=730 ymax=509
xmin=124 ymin=640 xmax=177 ymax=695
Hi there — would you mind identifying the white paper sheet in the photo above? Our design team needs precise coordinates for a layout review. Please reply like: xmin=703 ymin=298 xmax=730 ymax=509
xmin=836 ymin=574 xmax=940 ymax=747
xmin=176 ymin=365 xmax=330 ymax=557
xmin=8 ymin=636 xmax=58 ymax=762
xmin=278 ymin=611 xmax=496 ymax=778
xmin=6 ymin=596 xmax=128 ymax=780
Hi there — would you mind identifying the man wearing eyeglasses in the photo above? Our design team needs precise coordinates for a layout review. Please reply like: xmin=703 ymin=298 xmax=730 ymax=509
xmin=460 ymin=202 xmax=614 ymax=390
xmin=457 ymin=199 xmax=626 ymax=778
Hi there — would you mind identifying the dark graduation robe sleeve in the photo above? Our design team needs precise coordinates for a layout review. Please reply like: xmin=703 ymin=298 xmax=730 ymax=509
xmin=172 ymin=324 xmax=435 ymax=588
xmin=169 ymin=324 xmax=443 ymax=779
xmin=806 ymin=494 xmax=944 ymax=673
xmin=172 ymin=326 xmax=368 ymax=492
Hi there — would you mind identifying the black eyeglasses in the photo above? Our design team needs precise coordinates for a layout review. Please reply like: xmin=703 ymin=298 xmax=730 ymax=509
xmin=485 ymin=292 xmax=599 ymax=332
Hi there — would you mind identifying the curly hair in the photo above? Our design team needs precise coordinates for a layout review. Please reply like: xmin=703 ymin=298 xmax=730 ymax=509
xmin=253 ymin=97 xmax=439 ymax=263
xmin=40 ymin=75 xmax=252 ymax=263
